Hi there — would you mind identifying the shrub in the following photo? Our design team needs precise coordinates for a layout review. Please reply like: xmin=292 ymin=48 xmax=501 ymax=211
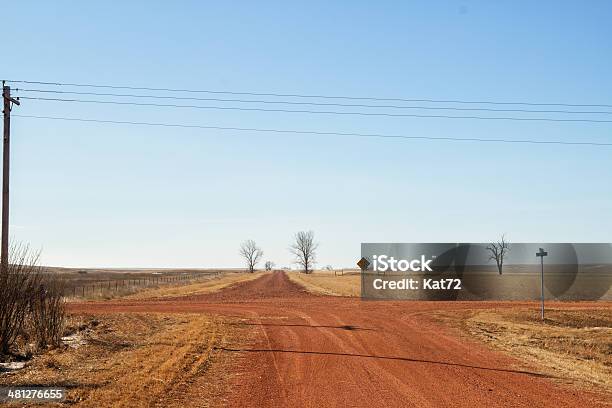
xmin=29 ymin=274 xmax=66 ymax=349
xmin=0 ymin=244 xmax=65 ymax=355
xmin=0 ymin=244 xmax=42 ymax=354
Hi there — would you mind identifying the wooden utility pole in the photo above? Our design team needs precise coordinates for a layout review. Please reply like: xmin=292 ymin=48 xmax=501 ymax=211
xmin=2 ymin=82 xmax=20 ymax=274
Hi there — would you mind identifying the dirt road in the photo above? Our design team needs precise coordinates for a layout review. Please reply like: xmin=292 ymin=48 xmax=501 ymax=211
xmin=69 ymin=272 xmax=610 ymax=407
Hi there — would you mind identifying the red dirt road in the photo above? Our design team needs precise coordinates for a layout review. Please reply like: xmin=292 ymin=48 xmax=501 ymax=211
xmin=69 ymin=272 xmax=610 ymax=408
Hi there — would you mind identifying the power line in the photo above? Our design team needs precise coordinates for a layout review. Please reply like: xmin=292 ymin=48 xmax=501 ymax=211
xmin=17 ymin=96 xmax=612 ymax=123
xmin=14 ymin=88 xmax=612 ymax=115
xmin=12 ymin=114 xmax=612 ymax=146
xmin=6 ymin=79 xmax=612 ymax=108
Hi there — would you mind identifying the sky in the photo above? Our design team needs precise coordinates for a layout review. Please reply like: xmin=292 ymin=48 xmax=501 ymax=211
xmin=3 ymin=1 xmax=612 ymax=268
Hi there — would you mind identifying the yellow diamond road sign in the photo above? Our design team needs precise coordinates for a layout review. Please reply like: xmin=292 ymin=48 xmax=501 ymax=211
xmin=357 ymin=257 xmax=370 ymax=270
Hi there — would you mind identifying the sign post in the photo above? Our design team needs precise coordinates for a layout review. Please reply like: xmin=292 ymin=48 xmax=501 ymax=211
xmin=536 ymin=248 xmax=548 ymax=320
xmin=357 ymin=257 xmax=371 ymax=298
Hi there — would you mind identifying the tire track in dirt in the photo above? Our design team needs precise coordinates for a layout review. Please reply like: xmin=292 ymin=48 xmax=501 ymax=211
xmin=284 ymin=308 xmax=413 ymax=407
xmin=315 ymin=310 xmax=432 ymax=406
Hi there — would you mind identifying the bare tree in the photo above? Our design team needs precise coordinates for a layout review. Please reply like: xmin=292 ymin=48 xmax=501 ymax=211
xmin=239 ymin=240 xmax=263 ymax=273
xmin=264 ymin=261 xmax=275 ymax=271
xmin=486 ymin=235 xmax=510 ymax=275
xmin=289 ymin=231 xmax=318 ymax=274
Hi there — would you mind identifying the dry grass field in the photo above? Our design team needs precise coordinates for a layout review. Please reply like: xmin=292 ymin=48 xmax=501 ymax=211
xmin=0 ymin=272 xmax=262 ymax=407
xmin=51 ymin=267 xmax=249 ymax=301
xmin=290 ymin=269 xmax=611 ymax=300
xmin=360 ymin=270 xmax=611 ymax=300
xmin=0 ymin=312 xmax=253 ymax=407
xmin=433 ymin=307 xmax=612 ymax=393
xmin=122 ymin=272 xmax=264 ymax=300
xmin=57 ymin=269 xmax=256 ymax=301
xmin=286 ymin=270 xmax=360 ymax=296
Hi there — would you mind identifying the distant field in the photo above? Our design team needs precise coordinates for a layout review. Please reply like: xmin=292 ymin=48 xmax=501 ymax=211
xmin=123 ymin=272 xmax=265 ymax=300
xmin=288 ymin=269 xmax=612 ymax=300
xmin=287 ymin=270 xmax=361 ymax=296
xmin=45 ymin=267 xmax=250 ymax=300
xmin=361 ymin=270 xmax=612 ymax=300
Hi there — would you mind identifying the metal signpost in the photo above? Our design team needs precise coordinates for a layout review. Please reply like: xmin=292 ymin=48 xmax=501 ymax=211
xmin=536 ymin=248 xmax=548 ymax=320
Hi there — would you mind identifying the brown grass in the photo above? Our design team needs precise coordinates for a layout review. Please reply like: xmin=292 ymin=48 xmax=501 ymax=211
xmin=123 ymin=272 xmax=265 ymax=300
xmin=433 ymin=307 xmax=612 ymax=393
xmin=54 ymin=268 xmax=248 ymax=301
xmin=0 ymin=272 xmax=267 ymax=407
xmin=287 ymin=270 xmax=360 ymax=296
xmin=64 ymin=272 xmax=260 ymax=301
xmin=0 ymin=312 xmax=244 ymax=407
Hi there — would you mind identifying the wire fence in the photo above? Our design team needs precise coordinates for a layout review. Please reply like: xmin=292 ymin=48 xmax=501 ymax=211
xmin=63 ymin=271 xmax=221 ymax=299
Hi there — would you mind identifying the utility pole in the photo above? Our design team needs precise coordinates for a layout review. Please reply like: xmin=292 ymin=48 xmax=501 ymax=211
xmin=536 ymin=247 xmax=548 ymax=320
xmin=2 ymin=82 xmax=20 ymax=274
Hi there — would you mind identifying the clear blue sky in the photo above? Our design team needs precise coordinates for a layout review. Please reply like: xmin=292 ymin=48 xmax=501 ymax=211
xmin=3 ymin=1 xmax=612 ymax=268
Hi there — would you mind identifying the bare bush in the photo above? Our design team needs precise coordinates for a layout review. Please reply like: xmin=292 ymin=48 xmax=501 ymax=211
xmin=289 ymin=231 xmax=318 ymax=274
xmin=0 ymin=244 xmax=42 ymax=354
xmin=0 ymin=244 xmax=66 ymax=355
xmin=30 ymin=274 xmax=66 ymax=349
xmin=264 ymin=261 xmax=275 ymax=271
